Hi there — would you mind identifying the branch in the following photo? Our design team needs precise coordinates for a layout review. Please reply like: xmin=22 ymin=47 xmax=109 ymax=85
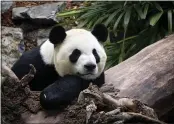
xmin=86 ymin=100 xmax=97 ymax=124
xmin=77 ymin=84 xmax=165 ymax=124
xmin=103 ymin=93 xmax=135 ymax=111
xmin=20 ymin=64 xmax=36 ymax=87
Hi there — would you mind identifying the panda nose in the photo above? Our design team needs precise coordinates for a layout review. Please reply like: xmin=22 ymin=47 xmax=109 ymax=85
xmin=84 ymin=64 xmax=96 ymax=71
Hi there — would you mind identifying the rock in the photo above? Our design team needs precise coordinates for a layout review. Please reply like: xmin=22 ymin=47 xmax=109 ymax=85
xmin=12 ymin=7 xmax=29 ymax=19
xmin=12 ymin=2 xmax=66 ymax=26
xmin=21 ymin=24 xmax=72 ymax=47
xmin=1 ymin=26 xmax=23 ymax=68
xmin=37 ymin=28 xmax=52 ymax=45
xmin=22 ymin=28 xmax=51 ymax=47
xmin=1 ymin=1 xmax=13 ymax=13
xmin=105 ymin=34 xmax=174 ymax=123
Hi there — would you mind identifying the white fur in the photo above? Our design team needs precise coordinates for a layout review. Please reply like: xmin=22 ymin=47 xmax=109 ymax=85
xmin=40 ymin=29 xmax=107 ymax=79
xmin=40 ymin=40 xmax=54 ymax=65
xmin=54 ymin=29 xmax=107 ymax=79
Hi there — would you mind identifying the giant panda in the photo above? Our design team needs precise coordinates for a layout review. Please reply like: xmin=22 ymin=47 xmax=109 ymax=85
xmin=11 ymin=24 xmax=108 ymax=109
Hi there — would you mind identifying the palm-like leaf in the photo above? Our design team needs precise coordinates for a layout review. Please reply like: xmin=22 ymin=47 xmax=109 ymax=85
xmin=134 ymin=4 xmax=144 ymax=19
xmin=104 ymin=9 xmax=121 ymax=27
xmin=113 ymin=12 xmax=125 ymax=31
xmin=150 ymin=11 xmax=163 ymax=26
xmin=168 ymin=10 xmax=173 ymax=33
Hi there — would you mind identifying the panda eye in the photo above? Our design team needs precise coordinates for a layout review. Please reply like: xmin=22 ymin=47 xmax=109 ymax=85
xmin=69 ymin=49 xmax=81 ymax=63
xmin=92 ymin=49 xmax=100 ymax=63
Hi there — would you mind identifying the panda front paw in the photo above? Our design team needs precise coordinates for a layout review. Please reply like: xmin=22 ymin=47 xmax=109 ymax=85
xmin=40 ymin=75 xmax=90 ymax=110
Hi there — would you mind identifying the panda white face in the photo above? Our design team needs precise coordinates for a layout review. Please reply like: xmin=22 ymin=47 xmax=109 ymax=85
xmin=40 ymin=24 xmax=108 ymax=80
xmin=54 ymin=29 xmax=107 ymax=79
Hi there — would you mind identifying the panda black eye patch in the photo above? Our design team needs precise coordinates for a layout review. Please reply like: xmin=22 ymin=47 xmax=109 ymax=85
xmin=69 ymin=49 xmax=81 ymax=63
xmin=93 ymin=49 xmax=100 ymax=63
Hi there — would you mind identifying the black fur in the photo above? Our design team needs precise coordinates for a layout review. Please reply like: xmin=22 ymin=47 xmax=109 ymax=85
xmin=40 ymin=73 xmax=105 ymax=110
xmin=92 ymin=48 xmax=100 ymax=63
xmin=40 ymin=75 xmax=90 ymax=109
xmin=49 ymin=26 xmax=66 ymax=45
xmin=92 ymin=72 xmax=105 ymax=87
xmin=92 ymin=24 xmax=108 ymax=42
xmin=69 ymin=49 xmax=81 ymax=63
xmin=11 ymin=47 xmax=59 ymax=91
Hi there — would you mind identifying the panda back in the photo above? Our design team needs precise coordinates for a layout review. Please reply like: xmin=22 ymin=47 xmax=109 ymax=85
xmin=11 ymin=46 xmax=59 ymax=91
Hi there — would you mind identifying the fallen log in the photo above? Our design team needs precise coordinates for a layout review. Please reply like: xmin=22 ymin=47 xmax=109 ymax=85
xmin=105 ymin=34 xmax=174 ymax=123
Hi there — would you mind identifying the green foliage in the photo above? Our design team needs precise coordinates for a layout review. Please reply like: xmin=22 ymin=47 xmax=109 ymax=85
xmin=150 ymin=11 xmax=163 ymax=26
xmin=58 ymin=1 xmax=174 ymax=69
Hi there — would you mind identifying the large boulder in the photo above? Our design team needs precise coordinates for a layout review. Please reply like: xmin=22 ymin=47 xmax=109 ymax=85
xmin=12 ymin=2 xmax=66 ymax=26
xmin=1 ymin=1 xmax=14 ymax=13
xmin=105 ymin=34 xmax=174 ymax=122
xmin=1 ymin=26 xmax=24 ymax=68
xmin=37 ymin=28 xmax=52 ymax=45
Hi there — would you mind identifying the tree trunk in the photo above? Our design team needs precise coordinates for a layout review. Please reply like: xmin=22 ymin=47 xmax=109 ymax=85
xmin=105 ymin=34 xmax=174 ymax=122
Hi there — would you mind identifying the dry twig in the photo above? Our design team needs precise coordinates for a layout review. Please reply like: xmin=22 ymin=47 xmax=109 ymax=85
xmin=78 ymin=84 xmax=165 ymax=124
xmin=2 ymin=64 xmax=41 ymax=124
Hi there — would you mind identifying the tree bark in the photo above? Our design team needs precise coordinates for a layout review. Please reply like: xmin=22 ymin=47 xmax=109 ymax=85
xmin=105 ymin=34 xmax=174 ymax=122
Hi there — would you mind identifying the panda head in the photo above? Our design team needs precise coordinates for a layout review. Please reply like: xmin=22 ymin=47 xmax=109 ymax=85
xmin=49 ymin=24 xmax=108 ymax=80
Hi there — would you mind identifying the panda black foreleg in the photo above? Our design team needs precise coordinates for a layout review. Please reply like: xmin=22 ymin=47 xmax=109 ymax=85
xmin=40 ymin=72 xmax=105 ymax=110
xmin=40 ymin=75 xmax=90 ymax=110
xmin=92 ymin=72 xmax=105 ymax=87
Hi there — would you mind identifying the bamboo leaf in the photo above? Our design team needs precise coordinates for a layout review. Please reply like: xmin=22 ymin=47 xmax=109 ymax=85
xmin=104 ymin=9 xmax=121 ymax=26
xmin=93 ymin=14 xmax=109 ymax=26
xmin=124 ymin=7 xmax=132 ymax=29
xmin=117 ymin=35 xmax=138 ymax=43
xmin=168 ymin=10 xmax=173 ymax=33
xmin=143 ymin=4 xmax=149 ymax=19
xmin=79 ymin=8 xmax=104 ymax=19
xmin=118 ymin=51 xmax=124 ymax=63
xmin=134 ymin=4 xmax=144 ymax=19
xmin=124 ymin=1 xmax=128 ymax=6
xmin=150 ymin=12 xmax=163 ymax=26
xmin=87 ymin=15 xmax=99 ymax=28
xmin=57 ymin=9 xmax=84 ymax=17
xmin=125 ymin=44 xmax=136 ymax=55
xmin=154 ymin=2 xmax=163 ymax=12
xmin=119 ymin=7 xmax=132 ymax=63
xmin=113 ymin=12 xmax=124 ymax=31
xmin=77 ymin=18 xmax=91 ymax=28
xmin=106 ymin=4 xmax=122 ymax=13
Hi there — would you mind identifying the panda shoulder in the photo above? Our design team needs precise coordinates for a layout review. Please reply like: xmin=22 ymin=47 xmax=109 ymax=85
xmin=40 ymin=40 xmax=54 ymax=65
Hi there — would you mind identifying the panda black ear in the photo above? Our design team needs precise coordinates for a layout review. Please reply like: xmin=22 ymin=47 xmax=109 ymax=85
xmin=91 ymin=24 xmax=108 ymax=42
xmin=49 ymin=25 xmax=66 ymax=45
